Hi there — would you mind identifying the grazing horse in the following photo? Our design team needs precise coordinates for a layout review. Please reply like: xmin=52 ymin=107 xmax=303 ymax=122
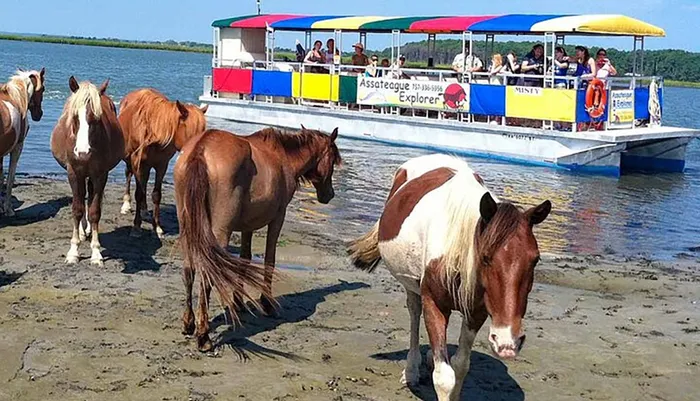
xmin=118 ymin=88 xmax=208 ymax=238
xmin=0 ymin=68 xmax=46 ymax=216
xmin=50 ymin=77 xmax=125 ymax=266
xmin=347 ymin=154 xmax=551 ymax=401
xmin=174 ymin=126 xmax=341 ymax=351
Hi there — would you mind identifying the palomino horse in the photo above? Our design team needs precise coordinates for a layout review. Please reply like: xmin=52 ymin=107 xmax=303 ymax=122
xmin=50 ymin=77 xmax=125 ymax=266
xmin=174 ymin=126 xmax=341 ymax=351
xmin=0 ymin=68 xmax=46 ymax=216
xmin=118 ymin=88 xmax=208 ymax=238
xmin=348 ymin=154 xmax=551 ymax=401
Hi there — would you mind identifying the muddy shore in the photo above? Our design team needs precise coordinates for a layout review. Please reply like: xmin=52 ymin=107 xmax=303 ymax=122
xmin=0 ymin=177 xmax=698 ymax=401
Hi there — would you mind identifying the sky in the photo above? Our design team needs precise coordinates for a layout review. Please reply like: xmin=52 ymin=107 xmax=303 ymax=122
xmin=3 ymin=0 xmax=700 ymax=52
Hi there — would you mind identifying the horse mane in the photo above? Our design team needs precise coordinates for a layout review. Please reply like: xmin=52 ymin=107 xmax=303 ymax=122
xmin=254 ymin=127 xmax=342 ymax=166
xmin=60 ymin=81 xmax=103 ymax=131
xmin=126 ymin=89 xmax=189 ymax=149
xmin=439 ymin=164 xmax=511 ymax=316
xmin=0 ymin=70 xmax=39 ymax=118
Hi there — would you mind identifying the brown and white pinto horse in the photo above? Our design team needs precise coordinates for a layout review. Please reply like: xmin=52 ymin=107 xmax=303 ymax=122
xmin=50 ymin=77 xmax=125 ymax=266
xmin=0 ymin=68 xmax=46 ymax=216
xmin=174 ymin=126 xmax=341 ymax=351
xmin=118 ymin=88 xmax=208 ymax=237
xmin=348 ymin=154 xmax=551 ymax=401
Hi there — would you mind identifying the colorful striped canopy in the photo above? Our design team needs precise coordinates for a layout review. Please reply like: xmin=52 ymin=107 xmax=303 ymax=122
xmin=212 ymin=14 xmax=665 ymax=37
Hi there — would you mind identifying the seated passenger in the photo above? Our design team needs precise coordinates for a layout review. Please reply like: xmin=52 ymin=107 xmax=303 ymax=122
xmin=378 ymin=58 xmax=390 ymax=77
xmin=365 ymin=55 xmax=380 ymax=77
xmin=521 ymin=44 xmax=545 ymax=87
xmin=488 ymin=53 xmax=505 ymax=85
xmin=503 ymin=52 xmax=521 ymax=85
xmin=325 ymin=38 xmax=339 ymax=64
xmin=574 ymin=46 xmax=597 ymax=87
xmin=553 ymin=46 xmax=570 ymax=88
xmin=304 ymin=40 xmax=326 ymax=73
xmin=391 ymin=55 xmax=409 ymax=79
xmin=351 ymin=42 xmax=369 ymax=73
xmin=452 ymin=49 xmax=484 ymax=76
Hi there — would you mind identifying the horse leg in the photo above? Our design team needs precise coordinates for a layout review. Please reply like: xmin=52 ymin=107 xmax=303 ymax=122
xmin=121 ymin=161 xmax=133 ymax=214
xmin=195 ymin=281 xmax=213 ymax=352
xmin=151 ymin=161 xmax=168 ymax=239
xmin=65 ymin=169 xmax=86 ymax=264
xmin=80 ymin=178 xmax=94 ymax=241
xmin=0 ymin=156 xmax=4 ymax=191
xmin=422 ymin=289 xmax=454 ymax=401
xmin=2 ymin=141 xmax=24 ymax=217
xmin=448 ymin=318 xmax=479 ymax=401
xmin=88 ymin=175 xmax=107 ymax=266
xmin=181 ymin=260 xmax=195 ymax=336
xmin=233 ymin=231 xmax=254 ymax=310
xmin=401 ymin=290 xmax=423 ymax=386
xmin=261 ymin=213 xmax=285 ymax=316
xmin=131 ymin=165 xmax=150 ymax=237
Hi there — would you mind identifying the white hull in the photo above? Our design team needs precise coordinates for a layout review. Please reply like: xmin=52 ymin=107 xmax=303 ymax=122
xmin=200 ymin=95 xmax=700 ymax=176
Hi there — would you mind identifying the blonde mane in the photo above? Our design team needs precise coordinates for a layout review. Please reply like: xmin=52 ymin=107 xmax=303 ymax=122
xmin=439 ymin=164 xmax=499 ymax=316
xmin=0 ymin=70 xmax=41 ymax=118
xmin=61 ymin=81 xmax=103 ymax=130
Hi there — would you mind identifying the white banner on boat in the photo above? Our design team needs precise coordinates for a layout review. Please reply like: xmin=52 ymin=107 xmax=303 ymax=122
xmin=608 ymin=89 xmax=634 ymax=130
xmin=356 ymin=77 xmax=470 ymax=112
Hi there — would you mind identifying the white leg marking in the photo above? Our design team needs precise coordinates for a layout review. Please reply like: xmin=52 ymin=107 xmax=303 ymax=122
xmin=432 ymin=361 xmax=456 ymax=401
xmin=66 ymin=226 xmax=80 ymax=264
xmin=120 ymin=193 xmax=132 ymax=214
xmin=155 ymin=225 xmax=165 ymax=239
xmin=401 ymin=291 xmax=422 ymax=386
xmin=73 ymin=107 xmax=91 ymax=157
xmin=90 ymin=226 xmax=103 ymax=266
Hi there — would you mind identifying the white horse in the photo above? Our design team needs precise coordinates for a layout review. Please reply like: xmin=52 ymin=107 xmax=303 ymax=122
xmin=348 ymin=153 xmax=551 ymax=401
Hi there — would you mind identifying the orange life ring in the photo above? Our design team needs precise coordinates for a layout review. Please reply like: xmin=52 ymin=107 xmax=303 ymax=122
xmin=585 ymin=78 xmax=607 ymax=119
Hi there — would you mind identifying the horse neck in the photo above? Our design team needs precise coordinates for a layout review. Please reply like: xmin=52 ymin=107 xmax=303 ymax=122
xmin=0 ymin=80 xmax=29 ymax=118
xmin=280 ymin=140 xmax=322 ymax=179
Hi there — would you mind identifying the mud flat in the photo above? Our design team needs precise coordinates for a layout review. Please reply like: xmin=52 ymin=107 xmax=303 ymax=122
xmin=0 ymin=177 xmax=698 ymax=401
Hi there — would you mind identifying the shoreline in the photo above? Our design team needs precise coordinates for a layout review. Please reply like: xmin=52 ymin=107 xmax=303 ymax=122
xmin=0 ymin=177 xmax=698 ymax=400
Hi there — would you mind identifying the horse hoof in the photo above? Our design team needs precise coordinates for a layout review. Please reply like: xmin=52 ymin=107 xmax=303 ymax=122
xmin=91 ymin=258 xmax=104 ymax=267
xmin=400 ymin=369 xmax=419 ymax=386
xmin=182 ymin=322 xmax=195 ymax=336
xmin=155 ymin=227 xmax=165 ymax=239
xmin=65 ymin=256 xmax=79 ymax=265
xmin=197 ymin=336 xmax=213 ymax=353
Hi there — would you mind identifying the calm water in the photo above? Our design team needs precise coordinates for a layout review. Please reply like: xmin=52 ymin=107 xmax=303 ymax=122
xmin=3 ymin=39 xmax=700 ymax=260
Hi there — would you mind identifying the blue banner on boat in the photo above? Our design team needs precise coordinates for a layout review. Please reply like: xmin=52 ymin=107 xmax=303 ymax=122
xmin=469 ymin=84 xmax=505 ymax=116
xmin=252 ymin=70 xmax=293 ymax=97
xmin=634 ymin=87 xmax=663 ymax=120
xmin=576 ymin=89 xmax=609 ymax=123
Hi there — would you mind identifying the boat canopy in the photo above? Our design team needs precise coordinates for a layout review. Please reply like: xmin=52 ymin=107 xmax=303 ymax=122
xmin=211 ymin=14 xmax=665 ymax=37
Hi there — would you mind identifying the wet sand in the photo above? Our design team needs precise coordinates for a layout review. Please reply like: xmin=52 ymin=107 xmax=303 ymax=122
xmin=0 ymin=177 xmax=698 ymax=401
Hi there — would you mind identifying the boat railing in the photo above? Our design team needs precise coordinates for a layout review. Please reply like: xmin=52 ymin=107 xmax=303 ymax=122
xmin=208 ymin=58 xmax=664 ymax=131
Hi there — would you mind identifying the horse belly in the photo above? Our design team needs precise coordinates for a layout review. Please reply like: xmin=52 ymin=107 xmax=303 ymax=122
xmin=378 ymin=237 xmax=424 ymax=294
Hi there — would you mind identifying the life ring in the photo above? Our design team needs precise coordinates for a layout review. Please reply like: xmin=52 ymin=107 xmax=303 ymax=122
xmin=585 ymin=78 xmax=607 ymax=119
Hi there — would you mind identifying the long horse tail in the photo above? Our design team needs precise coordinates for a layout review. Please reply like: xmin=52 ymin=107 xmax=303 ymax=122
xmin=347 ymin=220 xmax=382 ymax=273
xmin=178 ymin=142 xmax=275 ymax=322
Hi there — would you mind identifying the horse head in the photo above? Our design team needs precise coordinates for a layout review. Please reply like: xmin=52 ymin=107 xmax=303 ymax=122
xmin=25 ymin=67 xmax=46 ymax=122
xmin=173 ymin=100 xmax=208 ymax=150
xmin=66 ymin=75 xmax=111 ymax=158
xmin=476 ymin=193 xmax=551 ymax=360
xmin=300 ymin=126 xmax=341 ymax=204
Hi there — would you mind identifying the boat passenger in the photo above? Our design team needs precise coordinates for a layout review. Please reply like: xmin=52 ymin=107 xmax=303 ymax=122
xmin=379 ymin=58 xmax=390 ymax=77
xmin=521 ymin=44 xmax=545 ymax=87
xmin=391 ymin=55 xmax=409 ymax=79
xmin=326 ymin=38 xmax=339 ymax=64
xmin=351 ymin=42 xmax=369 ymax=73
xmin=451 ymin=48 xmax=483 ymax=81
xmin=304 ymin=40 xmax=327 ymax=73
xmin=595 ymin=48 xmax=617 ymax=80
xmin=553 ymin=46 xmax=570 ymax=88
xmin=574 ymin=45 xmax=597 ymax=88
xmin=365 ymin=55 xmax=380 ymax=77
xmin=488 ymin=54 xmax=505 ymax=85
xmin=503 ymin=52 xmax=521 ymax=85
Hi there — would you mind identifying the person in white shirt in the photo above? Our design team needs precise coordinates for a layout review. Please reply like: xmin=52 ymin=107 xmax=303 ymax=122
xmin=595 ymin=48 xmax=617 ymax=80
xmin=452 ymin=49 xmax=484 ymax=74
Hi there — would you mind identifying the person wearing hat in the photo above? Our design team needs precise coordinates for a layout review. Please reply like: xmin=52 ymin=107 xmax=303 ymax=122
xmin=352 ymin=42 xmax=369 ymax=72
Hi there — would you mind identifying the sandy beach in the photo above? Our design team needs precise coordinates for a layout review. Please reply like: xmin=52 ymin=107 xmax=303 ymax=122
xmin=0 ymin=176 xmax=698 ymax=401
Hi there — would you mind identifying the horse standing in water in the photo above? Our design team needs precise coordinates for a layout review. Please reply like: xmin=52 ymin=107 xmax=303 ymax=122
xmin=174 ymin=126 xmax=341 ymax=351
xmin=348 ymin=154 xmax=551 ymax=401
xmin=0 ymin=68 xmax=46 ymax=216
xmin=118 ymin=88 xmax=207 ymax=237
xmin=50 ymin=77 xmax=125 ymax=266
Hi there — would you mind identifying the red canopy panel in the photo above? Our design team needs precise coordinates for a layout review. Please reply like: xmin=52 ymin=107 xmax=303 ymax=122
xmin=229 ymin=14 xmax=307 ymax=29
xmin=408 ymin=16 xmax=500 ymax=33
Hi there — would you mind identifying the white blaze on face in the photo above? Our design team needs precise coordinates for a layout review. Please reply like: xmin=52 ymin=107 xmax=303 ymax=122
xmin=74 ymin=106 xmax=91 ymax=156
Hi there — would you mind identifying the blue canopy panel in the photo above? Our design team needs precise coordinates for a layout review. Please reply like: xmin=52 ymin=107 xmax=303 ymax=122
xmin=271 ymin=16 xmax=344 ymax=30
xmin=468 ymin=14 xmax=569 ymax=33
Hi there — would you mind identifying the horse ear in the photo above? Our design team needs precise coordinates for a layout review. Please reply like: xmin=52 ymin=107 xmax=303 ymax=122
xmin=300 ymin=124 xmax=307 ymax=131
xmin=40 ymin=67 xmax=45 ymax=79
xmin=330 ymin=127 xmax=338 ymax=142
xmin=68 ymin=76 xmax=79 ymax=93
xmin=176 ymin=100 xmax=189 ymax=119
xmin=479 ymin=192 xmax=498 ymax=224
xmin=527 ymin=200 xmax=552 ymax=226
xmin=99 ymin=78 xmax=110 ymax=95
xmin=200 ymin=104 xmax=209 ymax=114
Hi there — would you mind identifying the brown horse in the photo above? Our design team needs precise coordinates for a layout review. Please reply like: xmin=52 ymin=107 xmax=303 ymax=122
xmin=174 ymin=126 xmax=341 ymax=351
xmin=50 ymin=77 xmax=125 ymax=266
xmin=348 ymin=154 xmax=551 ymax=401
xmin=0 ymin=68 xmax=46 ymax=216
xmin=118 ymin=88 xmax=208 ymax=238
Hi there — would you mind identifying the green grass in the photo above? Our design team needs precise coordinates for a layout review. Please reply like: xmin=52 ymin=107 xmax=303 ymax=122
xmin=664 ymin=80 xmax=700 ymax=88
xmin=0 ymin=34 xmax=210 ymax=53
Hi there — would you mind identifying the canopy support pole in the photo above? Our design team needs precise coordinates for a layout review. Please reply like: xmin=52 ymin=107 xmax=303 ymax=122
xmin=641 ymin=36 xmax=646 ymax=76
xmin=544 ymin=32 xmax=556 ymax=89
xmin=212 ymin=27 xmax=221 ymax=68
xmin=427 ymin=33 xmax=436 ymax=68
xmin=392 ymin=29 xmax=401 ymax=64
xmin=334 ymin=29 xmax=342 ymax=67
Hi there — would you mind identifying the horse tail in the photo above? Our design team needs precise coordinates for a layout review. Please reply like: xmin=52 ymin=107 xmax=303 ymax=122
xmin=347 ymin=220 xmax=382 ymax=273
xmin=178 ymin=142 xmax=274 ymax=322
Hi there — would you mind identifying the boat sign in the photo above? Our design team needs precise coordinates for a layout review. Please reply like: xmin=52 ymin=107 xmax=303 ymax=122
xmin=608 ymin=89 xmax=635 ymax=129
xmin=357 ymin=77 xmax=470 ymax=111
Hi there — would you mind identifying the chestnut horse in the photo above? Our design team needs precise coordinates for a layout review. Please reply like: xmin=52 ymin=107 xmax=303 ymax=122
xmin=0 ymin=68 xmax=46 ymax=216
xmin=118 ymin=88 xmax=208 ymax=237
xmin=50 ymin=77 xmax=125 ymax=266
xmin=174 ymin=126 xmax=341 ymax=351
xmin=348 ymin=154 xmax=551 ymax=401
